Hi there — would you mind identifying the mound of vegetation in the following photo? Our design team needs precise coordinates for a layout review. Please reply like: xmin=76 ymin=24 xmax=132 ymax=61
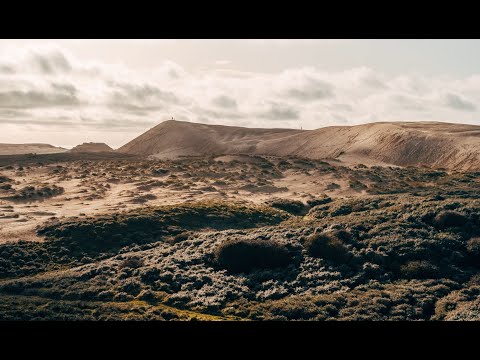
xmin=399 ymin=261 xmax=440 ymax=279
xmin=5 ymin=185 xmax=64 ymax=201
xmin=304 ymin=231 xmax=350 ymax=263
xmin=37 ymin=201 xmax=290 ymax=251
xmin=265 ymin=198 xmax=308 ymax=215
xmin=215 ymin=238 xmax=293 ymax=273
xmin=466 ymin=237 xmax=480 ymax=263
xmin=433 ymin=211 xmax=468 ymax=229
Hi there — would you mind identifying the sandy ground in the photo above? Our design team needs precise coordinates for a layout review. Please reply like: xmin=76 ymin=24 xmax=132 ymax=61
xmin=0 ymin=155 xmax=371 ymax=243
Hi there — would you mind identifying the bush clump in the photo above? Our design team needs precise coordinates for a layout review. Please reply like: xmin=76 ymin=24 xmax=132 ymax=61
xmin=306 ymin=196 xmax=332 ymax=207
xmin=304 ymin=232 xmax=350 ymax=263
xmin=433 ymin=211 xmax=468 ymax=229
xmin=466 ymin=237 xmax=480 ymax=255
xmin=119 ymin=256 xmax=145 ymax=269
xmin=215 ymin=238 xmax=293 ymax=273
xmin=399 ymin=261 xmax=440 ymax=279
xmin=265 ymin=198 xmax=308 ymax=215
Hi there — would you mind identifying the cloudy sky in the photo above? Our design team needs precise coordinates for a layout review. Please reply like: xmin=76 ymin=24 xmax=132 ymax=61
xmin=1 ymin=39 xmax=480 ymax=148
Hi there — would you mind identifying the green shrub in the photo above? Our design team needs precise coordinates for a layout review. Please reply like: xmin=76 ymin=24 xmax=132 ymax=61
xmin=215 ymin=238 xmax=292 ymax=273
xmin=304 ymin=232 xmax=350 ymax=262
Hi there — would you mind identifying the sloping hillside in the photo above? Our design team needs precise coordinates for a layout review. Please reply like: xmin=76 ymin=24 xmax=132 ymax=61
xmin=118 ymin=120 xmax=302 ymax=159
xmin=118 ymin=120 xmax=480 ymax=170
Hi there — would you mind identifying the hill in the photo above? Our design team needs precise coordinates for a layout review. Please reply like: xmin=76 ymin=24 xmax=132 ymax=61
xmin=118 ymin=120 xmax=480 ymax=170
xmin=0 ymin=143 xmax=67 ymax=155
xmin=69 ymin=142 xmax=114 ymax=153
xmin=118 ymin=120 xmax=301 ymax=159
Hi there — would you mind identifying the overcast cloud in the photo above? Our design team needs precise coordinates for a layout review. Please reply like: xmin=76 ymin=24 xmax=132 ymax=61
xmin=1 ymin=42 xmax=480 ymax=147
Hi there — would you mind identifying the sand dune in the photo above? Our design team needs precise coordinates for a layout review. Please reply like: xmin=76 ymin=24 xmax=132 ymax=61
xmin=0 ymin=143 xmax=67 ymax=156
xmin=69 ymin=142 xmax=114 ymax=153
xmin=118 ymin=120 xmax=480 ymax=170
xmin=118 ymin=120 xmax=302 ymax=159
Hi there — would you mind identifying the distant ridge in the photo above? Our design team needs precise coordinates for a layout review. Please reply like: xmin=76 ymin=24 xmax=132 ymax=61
xmin=69 ymin=142 xmax=114 ymax=153
xmin=118 ymin=120 xmax=480 ymax=170
xmin=0 ymin=143 xmax=67 ymax=155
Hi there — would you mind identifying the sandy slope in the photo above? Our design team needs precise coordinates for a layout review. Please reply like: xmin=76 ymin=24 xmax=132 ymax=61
xmin=69 ymin=142 xmax=114 ymax=153
xmin=0 ymin=144 xmax=67 ymax=155
xmin=118 ymin=120 xmax=303 ymax=159
xmin=118 ymin=120 xmax=480 ymax=170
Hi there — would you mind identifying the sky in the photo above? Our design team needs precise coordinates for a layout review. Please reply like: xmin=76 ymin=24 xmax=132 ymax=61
xmin=1 ymin=39 xmax=480 ymax=148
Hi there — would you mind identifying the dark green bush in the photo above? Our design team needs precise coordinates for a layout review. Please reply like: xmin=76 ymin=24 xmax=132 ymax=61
xmin=304 ymin=232 xmax=350 ymax=262
xmin=215 ymin=238 xmax=292 ymax=273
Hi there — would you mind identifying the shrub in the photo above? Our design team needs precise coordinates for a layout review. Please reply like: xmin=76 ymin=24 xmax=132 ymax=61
xmin=169 ymin=232 xmax=191 ymax=244
xmin=265 ymin=198 xmax=307 ymax=215
xmin=466 ymin=237 xmax=480 ymax=265
xmin=466 ymin=237 xmax=480 ymax=256
xmin=304 ymin=232 xmax=350 ymax=263
xmin=399 ymin=261 xmax=440 ymax=279
xmin=215 ymin=238 xmax=292 ymax=273
xmin=433 ymin=211 xmax=468 ymax=229
xmin=119 ymin=256 xmax=145 ymax=269
xmin=467 ymin=274 xmax=480 ymax=286
xmin=120 ymin=279 xmax=142 ymax=295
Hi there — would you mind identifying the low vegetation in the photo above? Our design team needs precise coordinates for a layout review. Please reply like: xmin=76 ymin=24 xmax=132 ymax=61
xmin=2 ymin=154 xmax=480 ymax=320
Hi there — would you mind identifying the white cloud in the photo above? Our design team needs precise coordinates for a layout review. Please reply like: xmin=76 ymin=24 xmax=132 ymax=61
xmin=1 ymin=44 xmax=480 ymax=147
xmin=444 ymin=93 xmax=476 ymax=111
